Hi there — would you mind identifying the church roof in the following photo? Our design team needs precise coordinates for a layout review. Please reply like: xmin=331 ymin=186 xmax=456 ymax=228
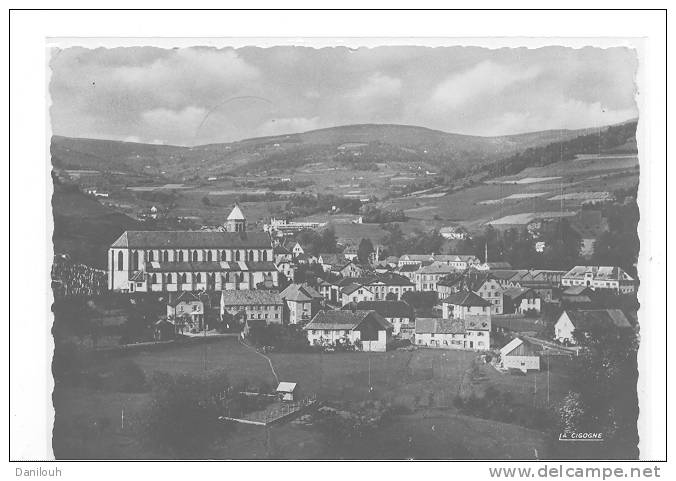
xmin=227 ymin=204 xmax=246 ymax=221
xmin=111 ymin=231 xmax=270 ymax=249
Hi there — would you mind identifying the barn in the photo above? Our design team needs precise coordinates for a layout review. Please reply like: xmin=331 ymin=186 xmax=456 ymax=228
xmin=499 ymin=337 xmax=541 ymax=372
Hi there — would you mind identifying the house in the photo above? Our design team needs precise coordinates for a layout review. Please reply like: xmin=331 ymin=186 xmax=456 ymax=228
xmin=276 ymin=382 xmax=298 ymax=402
xmin=340 ymin=283 xmax=376 ymax=305
xmin=415 ymin=262 xmax=458 ymax=292
xmin=432 ymin=254 xmax=481 ymax=270
xmin=220 ymin=290 xmax=284 ymax=325
xmin=360 ymin=273 xmax=415 ymax=300
xmin=317 ymin=253 xmax=347 ymax=272
xmin=439 ymin=226 xmax=470 ymax=240
xmin=280 ymin=283 xmax=323 ymax=324
xmin=276 ymin=260 xmax=296 ymax=282
xmin=167 ymin=291 xmax=207 ymax=330
xmin=561 ymin=266 xmax=636 ymax=294
xmin=303 ymin=310 xmax=393 ymax=351
xmin=342 ymin=245 xmax=359 ymax=262
xmin=398 ymin=254 xmax=433 ymax=267
xmin=334 ymin=260 xmax=365 ymax=278
xmin=502 ymin=287 xmax=542 ymax=314
xmin=414 ymin=315 xmax=490 ymax=350
xmin=435 ymin=271 xmax=503 ymax=314
xmin=499 ymin=338 xmax=541 ymax=372
xmin=395 ymin=263 xmax=423 ymax=281
xmin=477 ymin=261 xmax=513 ymax=271
xmin=273 ymin=245 xmax=293 ymax=264
xmin=554 ymin=309 xmax=633 ymax=345
xmin=292 ymin=242 xmax=305 ymax=258
xmin=346 ymin=300 xmax=414 ymax=335
xmin=441 ymin=290 xmax=492 ymax=319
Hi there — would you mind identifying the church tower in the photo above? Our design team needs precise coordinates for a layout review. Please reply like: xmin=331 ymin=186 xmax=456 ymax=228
xmin=225 ymin=203 xmax=247 ymax=233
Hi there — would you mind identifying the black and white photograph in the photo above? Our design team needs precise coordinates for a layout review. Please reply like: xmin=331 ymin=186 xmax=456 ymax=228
xmin=7 ymin=7 xmax=670 ymax=474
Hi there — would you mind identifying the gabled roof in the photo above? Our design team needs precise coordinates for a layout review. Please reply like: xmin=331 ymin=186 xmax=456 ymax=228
xmin=220 ymin=290 xmax=282 ymax=306
xmin=227 ymin=204 xmax=246 ymax=220
xmin=562 ymin=286 xmax=594 ymax=296
xmin=415 ymin=317 xmax=466 ymax=334
xmin=500 ymin=337 xmax=541 ymax=356
xmin=341 ymin=283 xmax=371 ymax=296
xmin=168 ymin=291 xmax=203 ymax=307
xmin=276 ymin=382 xmax=297 ymax=393
xmin=397 ymin=264 xmax=421 ymax=273
xmin=364 ymin=272 xmax=414 ymax=286
xmin=417 ymin=263 xmax=458 ymax=275
xmin=564 ymin=309 xmax=632 ymax=330
xmin=563 ymin=266 xmax=634 ymax=282
xmin=304 ymin=310 xmax=391 ymax=331
xmin=502 ymin=287 xmax=532 ymax=301
xmin=111 ymin=230 xmax=270 ymax=249
xmin=442 ymin=290 xmax=491 ymax=307
xmin=348 ymin=300 xmax=414 ymax=319
xmin=280 ymin=283 xmax=322 ymax=302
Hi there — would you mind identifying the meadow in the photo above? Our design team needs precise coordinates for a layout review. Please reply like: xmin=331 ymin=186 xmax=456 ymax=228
xmin=52 ymin=337 xmax=574 ymax=459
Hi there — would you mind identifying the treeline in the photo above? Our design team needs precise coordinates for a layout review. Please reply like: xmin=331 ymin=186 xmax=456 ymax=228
xmin=481 ymin=121 xmax=637 ymax=179
xmin=381 ymin=223 xmax=444 ymax=258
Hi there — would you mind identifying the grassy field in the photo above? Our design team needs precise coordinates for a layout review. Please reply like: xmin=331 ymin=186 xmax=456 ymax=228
xmin=53 ymin=338 xmax=576 ymax=459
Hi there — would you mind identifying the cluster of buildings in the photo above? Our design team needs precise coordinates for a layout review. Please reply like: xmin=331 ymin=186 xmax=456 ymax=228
xmin=109 ymin=204 xmax=638 ymax=362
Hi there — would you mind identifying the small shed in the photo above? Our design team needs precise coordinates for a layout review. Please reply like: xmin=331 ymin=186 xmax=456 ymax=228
xmin=499 ymin=337 xmax=541 ymax=372
xmin=276 ymin=382 xmax=298 ymax=402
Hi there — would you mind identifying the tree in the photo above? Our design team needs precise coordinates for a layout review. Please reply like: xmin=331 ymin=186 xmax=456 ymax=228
xmin=201 ymin=196 xmax=211 ymax=206
xmin=319 ymin=226 xmax=338 ymax=253
xmin=357 ymin=238 xmax=374 ymax=265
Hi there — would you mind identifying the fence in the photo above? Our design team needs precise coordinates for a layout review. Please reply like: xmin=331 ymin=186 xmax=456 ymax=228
xmin=219 ymin=394 xmax=318 ymax=426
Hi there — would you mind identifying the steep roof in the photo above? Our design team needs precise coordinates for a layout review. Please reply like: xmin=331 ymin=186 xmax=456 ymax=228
xmin=111 ymin=230 xmax=270 ymax=249
xmin=563 ymin=266 xmax=634 ymax=282
xmin=442 ymin=290 xmax=491 ymax=307
xmin=415 ymin=317 xmax=466 ymax=334
xmin=304 ymin=310 xmax=391 ymax=331
xmin=349 ymin=300 xmax=414 ymax=319
xmin=220 ymin=290 xmax=282 ymax=306
xmin=227 ymin=204 xmax=246 ymax=220
xmin=280 ymin=283 xmax=322 ymax=302
xmin=464 ymin=314 xmax=491 ymax=331
xmin=500 ymin=337 xmax=541 ymax=356
xmin=502 ymin=287 xmax=531 ymax=301
xmin=564 ymin=309 xmax=633 ymax=330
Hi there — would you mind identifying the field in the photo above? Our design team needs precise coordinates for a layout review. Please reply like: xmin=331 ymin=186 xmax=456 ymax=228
xmin=53 ymin=338 xmax=575 ymax=459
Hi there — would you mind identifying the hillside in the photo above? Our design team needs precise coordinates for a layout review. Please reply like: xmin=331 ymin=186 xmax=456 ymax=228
xmin=52 ymin=176 xmax=144 ymax=269
xmin=51 ymin=122 xmax=627 ymax=180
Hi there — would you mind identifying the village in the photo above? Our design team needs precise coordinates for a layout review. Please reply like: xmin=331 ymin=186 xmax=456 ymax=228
xmin=49 ymin=195 xmax=640 ymax=459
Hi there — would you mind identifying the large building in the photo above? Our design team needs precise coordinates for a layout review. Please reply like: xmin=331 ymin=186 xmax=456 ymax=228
xmin=561 ymin=266 xmax=636 ymax=294
xmin=108 ymin=205 xmax=277 ymax=293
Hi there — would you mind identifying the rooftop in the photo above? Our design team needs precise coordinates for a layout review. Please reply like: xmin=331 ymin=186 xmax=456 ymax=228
xmin=111 ymin=230 xmax=270 ymax=249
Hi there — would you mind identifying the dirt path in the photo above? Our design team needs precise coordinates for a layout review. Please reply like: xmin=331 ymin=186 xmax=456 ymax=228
xmin=238 ymin=337 xmax=280 ymax=385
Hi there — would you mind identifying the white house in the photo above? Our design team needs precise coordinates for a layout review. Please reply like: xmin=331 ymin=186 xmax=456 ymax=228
xmin=561 ymin=266 xmax=636 ymax=294
xmin=220 ymin=289 xmax=284 ymax=325
xmin=554 ymin=309 xmax=633 ymax=345
xmin=414 ymin=315 xmax=490 ymax=350
xmin=340 ymin=283 xmax=376 ymax=306
xmin=280 ymin=283 xmax=322 ymax=324
xmin=167 ymin=291 xmax=207 ymax=329
xmin=415 ymin=262 xmax=458 ymax=292
xmin=303 ymin=310 xmax=393 ymax=352
xmin=499 ymin=337 xmax=541 ymax=372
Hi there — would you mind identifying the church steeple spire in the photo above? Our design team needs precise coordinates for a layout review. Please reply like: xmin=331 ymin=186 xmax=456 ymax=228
xmin=225 ymin=203 xmax=247 ymax=232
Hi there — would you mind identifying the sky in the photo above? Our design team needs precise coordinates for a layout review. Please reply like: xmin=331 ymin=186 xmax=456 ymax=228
xmin=49 ymin=45 xmax=638 ymax=146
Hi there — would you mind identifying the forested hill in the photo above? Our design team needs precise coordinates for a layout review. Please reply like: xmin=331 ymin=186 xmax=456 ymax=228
xmin=480 ymin=121 xmax=638 ymax=178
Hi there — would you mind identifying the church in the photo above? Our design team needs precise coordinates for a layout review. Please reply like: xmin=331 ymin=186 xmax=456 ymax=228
xmin=108 ymin=204 xmax=277 ymax=293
